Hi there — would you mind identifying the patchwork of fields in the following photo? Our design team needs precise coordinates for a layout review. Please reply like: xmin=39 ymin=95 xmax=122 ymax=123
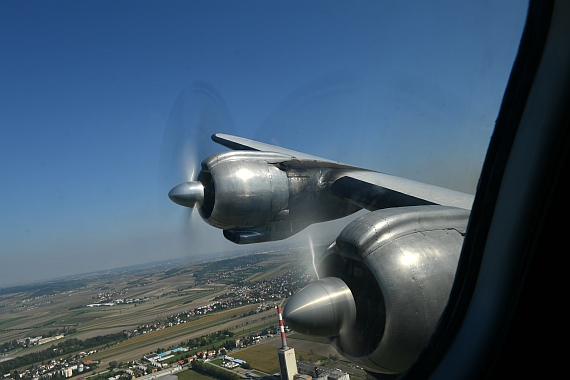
xmin=0 ymin=245 xmax=368 ymax=379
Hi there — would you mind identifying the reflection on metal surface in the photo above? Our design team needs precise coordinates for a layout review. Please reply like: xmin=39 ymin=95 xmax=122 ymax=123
xmin=235 ymin=167 xmax=254 ymax=180
xmin=399 ymin=250 xmax=419 ymax=266
xmin=168 ymin=181 xmax=204 ymax=208
xmin=283 ymin=277 xmax=355 ymax=337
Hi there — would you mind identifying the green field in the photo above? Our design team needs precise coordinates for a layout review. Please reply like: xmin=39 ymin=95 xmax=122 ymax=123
xmin=177 ymin=368 xmax=217 ymax=380
xmin=230 ymin=342 xmax=327 ymax=375
xmin=231 ymin=344 xmax=281 ymax=375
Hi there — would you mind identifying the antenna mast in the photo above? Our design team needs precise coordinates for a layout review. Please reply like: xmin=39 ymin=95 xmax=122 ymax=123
xmin=277 ymin=305 xmax=288 ymax=349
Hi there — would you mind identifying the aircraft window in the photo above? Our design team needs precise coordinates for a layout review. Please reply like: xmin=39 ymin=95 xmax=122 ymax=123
xmin=0 ymin=1 xmax=529 ymax=379
xmin=0 ymin=1 xmax=528 ymax=285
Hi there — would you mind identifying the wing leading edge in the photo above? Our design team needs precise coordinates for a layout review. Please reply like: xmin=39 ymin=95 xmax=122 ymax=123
xmin=212 ymin=133 xmax=474 ymax=211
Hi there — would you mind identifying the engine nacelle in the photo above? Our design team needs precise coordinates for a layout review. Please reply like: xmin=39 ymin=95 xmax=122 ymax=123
xmin=197 ymin=151 xmax=290 ymax=229
xmin=170 ymin=150 xmax=362 ymax=243
xmin=283 ymin=205 xmax=470 ymax=375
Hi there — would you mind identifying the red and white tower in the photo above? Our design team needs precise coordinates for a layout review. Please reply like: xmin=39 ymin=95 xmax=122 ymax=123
xmin=276 ymin=305 xmax=298 ymax=380
xmin=278 ymin=305 xmax=288 ymax=348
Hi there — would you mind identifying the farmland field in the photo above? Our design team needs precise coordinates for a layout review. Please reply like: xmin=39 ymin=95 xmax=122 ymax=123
xmin=231 ymin=344 xmax=281 ymax=375
xmin=177 ymin=369 xmax=215 ymax=380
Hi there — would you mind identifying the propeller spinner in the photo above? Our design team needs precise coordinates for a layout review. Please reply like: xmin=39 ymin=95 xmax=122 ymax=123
xmin=168 ymin=181 xmax=204 ymax=208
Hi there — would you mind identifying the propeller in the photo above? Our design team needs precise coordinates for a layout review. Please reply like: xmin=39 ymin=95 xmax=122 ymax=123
xmin=159 ymin=81 xmax=235 ymax=229
xmin=161 ymin=74 xmax=356 ymax=237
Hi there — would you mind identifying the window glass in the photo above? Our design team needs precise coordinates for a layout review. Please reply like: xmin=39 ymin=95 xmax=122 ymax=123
xmin=0 ymin=3 xmax=528 ymax=369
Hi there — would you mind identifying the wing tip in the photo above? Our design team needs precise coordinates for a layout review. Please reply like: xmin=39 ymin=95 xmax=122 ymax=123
xmin=211 ymin=133 xmax=258 ymax=151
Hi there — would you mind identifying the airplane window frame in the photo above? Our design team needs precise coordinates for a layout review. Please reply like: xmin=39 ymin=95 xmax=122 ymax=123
xmin=402 ymin=0 xmax=567 ymax=378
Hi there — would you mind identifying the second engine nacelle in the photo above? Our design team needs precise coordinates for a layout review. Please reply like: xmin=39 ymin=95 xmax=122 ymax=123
xmin=283 ymin=205 xmax=470 ymax=375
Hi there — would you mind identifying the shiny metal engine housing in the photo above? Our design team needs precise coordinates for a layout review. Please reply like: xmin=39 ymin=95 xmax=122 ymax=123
xmin=191 ymin=150 xmax=361 ymax=243
xmin=198 ymin=151 xmax=290 ymax=229
xmin=314 ymin=205 xmax=469 ymax=374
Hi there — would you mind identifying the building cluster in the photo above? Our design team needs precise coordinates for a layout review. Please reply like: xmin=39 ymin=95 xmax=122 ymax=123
xmin=99 ymin=298 xmax=246 ymax=341
xmin=84 ymin=287 xmax=152 ymax=308
xmin=278 ymin=358 xmax=351 ymax=380
xmin=92 ymin=289 xmax=128 ymax=302
xmin=124 ymin=301 xmax=236 ymax=338
xmin=7 ymin=355 xmax=98 ymax=380
xmin=295 ymin=362 xmax=350 ymax=380
xmin=6 ymin=350 xmax=187 ymax=380
xmin=213 ymin=266 xmax=316 ymax=305
xmin=192 ymin=258 xmax=267 ymax=286
xmin=85 ymin=298 xmax=151 ymax=308
xmin=142 ymin=347 xmax=248 ymax=372
xmin=142 ymin=348 xmax=189 ymax=366
xmin=86 ymin=286 xmax=150 ymax=308
xmin=15 ymin=335 xmax=64 ymax=347
xmin=218 ymin=356 xmax=246 ymax=369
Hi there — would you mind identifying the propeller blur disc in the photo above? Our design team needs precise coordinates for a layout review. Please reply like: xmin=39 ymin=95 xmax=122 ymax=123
xmin=159 ymin=81 xmax=235 ymax=230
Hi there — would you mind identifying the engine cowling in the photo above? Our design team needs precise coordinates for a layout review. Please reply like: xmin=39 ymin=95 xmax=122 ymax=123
xmin=198 ymin=151 xmax=290 ymax=229
xmin=169 ymin=150 xmax=362 ymax=243
xmin=283 ymin=205 xmax=470 ymax=375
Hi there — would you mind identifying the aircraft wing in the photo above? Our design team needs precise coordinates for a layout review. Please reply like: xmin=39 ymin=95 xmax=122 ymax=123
xmin=212 ymin=133 xmax=343 ymax=164
xmin=212 ymin=133 xmax=474 ymax=211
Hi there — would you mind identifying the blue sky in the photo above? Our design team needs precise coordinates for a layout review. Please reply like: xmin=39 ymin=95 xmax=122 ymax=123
xmin=0 ymin=1 xmax=527 ymax=288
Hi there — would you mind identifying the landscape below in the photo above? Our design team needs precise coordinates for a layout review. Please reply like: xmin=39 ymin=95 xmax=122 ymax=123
xmin=1 ymin=245 xmax=369 ymax=379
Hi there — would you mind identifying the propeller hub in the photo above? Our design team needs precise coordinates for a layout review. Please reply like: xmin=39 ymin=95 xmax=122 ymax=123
xmin=168 ymin=181 xmax=204 ymax=208
xmin=283 ymin=277 xmax=356 ymax=337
